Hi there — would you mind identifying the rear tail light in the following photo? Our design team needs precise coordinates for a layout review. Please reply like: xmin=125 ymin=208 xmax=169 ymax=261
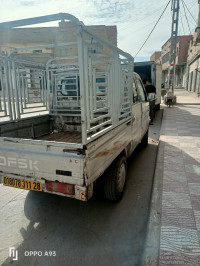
xmin=46 ymin=181 xmax=75 ymax=195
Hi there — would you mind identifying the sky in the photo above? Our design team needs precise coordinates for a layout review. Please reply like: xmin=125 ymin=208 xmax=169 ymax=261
xmin=0 ymin=0 xmax=198 ymax=62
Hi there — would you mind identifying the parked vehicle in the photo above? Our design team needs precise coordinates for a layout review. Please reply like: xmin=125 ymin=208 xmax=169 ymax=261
xmin=0 ymin=14 xmax=149 ymax=202
xmin=134 ymin=61 xmax=162 ymax=110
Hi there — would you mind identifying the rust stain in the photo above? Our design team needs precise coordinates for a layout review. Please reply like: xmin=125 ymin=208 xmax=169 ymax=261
xmin=94 ymin=140 xmax=127 ymax=158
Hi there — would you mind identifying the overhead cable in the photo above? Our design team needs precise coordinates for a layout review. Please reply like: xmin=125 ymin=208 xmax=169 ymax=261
xmin=182 ymin=0 xmax=192 ymax=35
xmin=182 ymin=0 xmax=197 ymax=24
xmin=133 ymin=0 xmax=171 ymax=59
xmin=118 ymin=3 xmax=167 ymax=31
xmin=180 ymin=11 xmax=186 ymax=35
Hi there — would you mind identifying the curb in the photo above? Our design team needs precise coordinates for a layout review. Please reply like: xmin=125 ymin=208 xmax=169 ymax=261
xmin=142 ymin=109 xmax=165 ymax=265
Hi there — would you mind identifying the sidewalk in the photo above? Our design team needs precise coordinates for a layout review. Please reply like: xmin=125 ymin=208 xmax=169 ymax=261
xmin=144 ymin=89 xmax=200 ymax=265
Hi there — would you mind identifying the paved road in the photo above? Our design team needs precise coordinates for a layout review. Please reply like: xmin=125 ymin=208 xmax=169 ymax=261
xmin=0 ymin=110 xmax=163 ymax=266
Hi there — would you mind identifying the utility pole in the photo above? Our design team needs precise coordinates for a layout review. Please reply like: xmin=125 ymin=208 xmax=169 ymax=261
xmin=165 ymin=0 xmax=180 ymax=105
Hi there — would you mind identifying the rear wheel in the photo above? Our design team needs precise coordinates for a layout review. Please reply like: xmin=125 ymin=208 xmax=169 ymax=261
xmin=104 ymin=155 xmax=127 ymax=202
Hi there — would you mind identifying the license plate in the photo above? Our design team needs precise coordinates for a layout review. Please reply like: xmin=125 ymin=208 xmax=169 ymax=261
xmin=3 ymin=176 xmax=42 ymax=192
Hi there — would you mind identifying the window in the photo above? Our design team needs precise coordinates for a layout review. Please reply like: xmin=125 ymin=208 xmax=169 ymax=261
xmin=96 ymin=77 xmax=106 ymax=92
xmin=162 ymin=52 xmax=169 ymax=64
xmin=32 ymin=50 xmax=42 ymax=54
xmin=135 ymin=79 xmax=146 ymax=102
xmin=132 ymin=80 xmax=138 ymax=103
xmin=61 ymin=75 xmax=79 ymax=97
xmin=189 ymin=72 xmax=193 ymax=91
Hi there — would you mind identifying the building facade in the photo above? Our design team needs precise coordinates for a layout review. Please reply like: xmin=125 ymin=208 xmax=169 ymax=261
xmin=186 ymin=1 xmax=200 ymax=94
xmin=150 ymin=51 xmax=161 ymax=63
xmin=161 ymin=35 xmax=192 ymax=88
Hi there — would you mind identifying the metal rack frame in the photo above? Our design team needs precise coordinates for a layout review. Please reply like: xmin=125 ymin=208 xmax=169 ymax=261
xmin=0 ymin=13 xmax=134 ymax=145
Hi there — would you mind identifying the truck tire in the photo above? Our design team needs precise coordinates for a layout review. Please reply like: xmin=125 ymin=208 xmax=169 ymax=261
xmin=104 ymin=155 xmax=127 ymax=202
xmin=141 ymin=129 xmax=148 ymax=148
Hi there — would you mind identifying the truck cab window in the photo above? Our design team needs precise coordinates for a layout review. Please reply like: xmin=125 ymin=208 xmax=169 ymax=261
xmin=61 ymin=75 xmax=80 ymax=98
xmin=135 ymin=79 xmax=146 ymax=102
xmin=132 ymin=80 xmax=138 ymax=103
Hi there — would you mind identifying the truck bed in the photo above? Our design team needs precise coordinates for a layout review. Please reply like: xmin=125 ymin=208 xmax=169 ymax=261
xmin=37 ymin=131 xmax=82 ymax=143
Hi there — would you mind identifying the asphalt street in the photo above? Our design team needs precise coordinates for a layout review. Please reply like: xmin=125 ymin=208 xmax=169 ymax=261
xmin=0 ymin=109 xmax=163 ymax=266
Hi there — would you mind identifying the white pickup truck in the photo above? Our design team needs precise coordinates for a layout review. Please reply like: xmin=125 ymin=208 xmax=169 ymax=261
xmin=0 ymin=14 xmax=149 ymax=202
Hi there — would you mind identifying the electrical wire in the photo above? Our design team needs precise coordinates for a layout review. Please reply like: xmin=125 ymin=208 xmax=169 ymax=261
xmin=118 ymin=3 xmax=168 ymax=31
xmin=118 ymin=6 xmax=174 ymax=41
xmin=133 ymin=0 xmax=171 ymax=59
xmin=182 ymin=0 xmax=192 ymax=35
xmin=182 ymin=0 xmax=197 ymax=24
xmin=180 ymin=11 xmax=186 ymax=35
xmin=118 ymin=19 xmax=157 ymax=41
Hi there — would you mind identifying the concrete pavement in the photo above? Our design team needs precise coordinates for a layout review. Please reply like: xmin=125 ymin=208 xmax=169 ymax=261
xmin=143 ymin=89 xmax=200 ymax=265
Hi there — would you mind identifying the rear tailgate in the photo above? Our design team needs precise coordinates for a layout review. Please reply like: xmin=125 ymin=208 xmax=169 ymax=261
xmin=0 ymin=137 xmax=85 ymax=187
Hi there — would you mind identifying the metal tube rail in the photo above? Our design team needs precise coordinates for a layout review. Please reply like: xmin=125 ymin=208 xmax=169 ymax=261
xmin=0 ymin=13 xmax=134 ymax=63
xmin=0 ymin=13 xmax=134 ymax=145
xmin=0 ymin=13 xmax=83 ymax=29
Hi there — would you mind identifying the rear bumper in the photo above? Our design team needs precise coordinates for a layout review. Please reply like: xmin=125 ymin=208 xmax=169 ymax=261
xmin=2 ymin=174 xmax=93 ymax=201
xmin=44 ymin=182 xmax=93 ymax=201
